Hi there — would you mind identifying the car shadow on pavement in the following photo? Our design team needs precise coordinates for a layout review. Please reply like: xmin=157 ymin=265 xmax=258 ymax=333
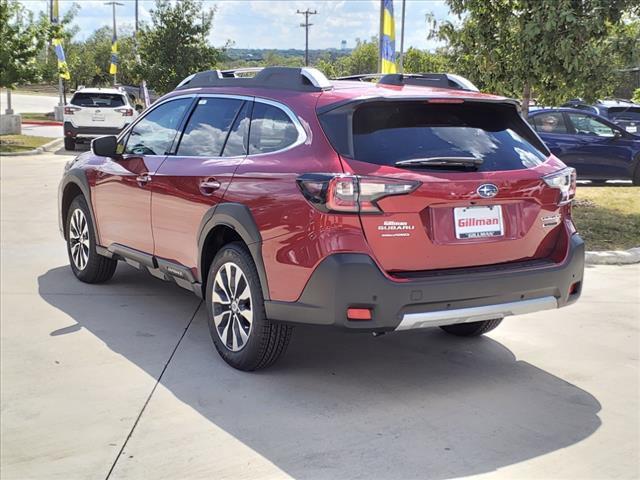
xmin=38 ymin=264 xmax=602 ymax=480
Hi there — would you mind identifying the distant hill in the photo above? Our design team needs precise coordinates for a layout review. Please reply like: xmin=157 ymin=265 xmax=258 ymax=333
xmin=225 ymin=47 xmax=352 ymax=64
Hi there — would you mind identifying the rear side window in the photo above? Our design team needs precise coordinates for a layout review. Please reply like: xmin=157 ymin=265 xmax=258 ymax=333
xmin=249 ymin=103 xmax=299 ymax=155
xmin=531 ymin=112 xmax=569 ymax=134
xmin=347 ymin=102 xmax=548 ymax=171
xmin=71 ymin=92 xmax=125 ymax=108
xmin=177 ymin=98 xmax=244 ymax=157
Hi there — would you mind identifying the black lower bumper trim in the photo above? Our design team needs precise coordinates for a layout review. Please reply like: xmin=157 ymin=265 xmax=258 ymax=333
xmin=64 ymin=122 xmax=126 ymax=137
xmin=265 ymin=234 xmax=585 ymax=331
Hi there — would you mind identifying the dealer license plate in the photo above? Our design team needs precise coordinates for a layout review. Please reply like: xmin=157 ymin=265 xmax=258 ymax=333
xmin=454 ymin=205 xmax=504 ymax=239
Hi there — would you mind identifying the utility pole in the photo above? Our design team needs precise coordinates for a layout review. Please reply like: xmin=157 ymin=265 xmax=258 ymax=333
xmin=105 ymin=1 xmax=123 ymax=85
xmin=296 ymin=9 xmax=317 ymax=66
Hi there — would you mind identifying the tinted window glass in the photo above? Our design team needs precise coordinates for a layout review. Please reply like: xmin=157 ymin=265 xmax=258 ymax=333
xmin=177 ymin=98 xmax=244 ymax=157
xmin=125 ymin=98 xmax=191 ymax=156
xmin=249 ymin=103 xmax=299 ymax=154
xmin=531 ymin=112 xmax=569 ymax=134
xmin=351 ymin=102 xmax=548 ymax=171
xmin=567 ymin=113 xmax=615 ymax=137
xmin=71 ymin=92 xmax=125 ymax=107
xmin=222 ymin=102 xmax=251 ymax=157
xmin=608 ymin=107 xmax=640 ymax=121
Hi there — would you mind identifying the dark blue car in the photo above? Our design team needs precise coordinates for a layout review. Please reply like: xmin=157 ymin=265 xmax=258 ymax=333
xmin=561 ymin=99 xmax=640 ymax=134
xmin=528 ymin=108 xmax=640 ymax=185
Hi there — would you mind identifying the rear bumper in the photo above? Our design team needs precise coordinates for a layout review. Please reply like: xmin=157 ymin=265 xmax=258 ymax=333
xmin=265 ymin=234 xmax=585 ymax=331
xmin=64 ymin=122 xmax=126 ymax=138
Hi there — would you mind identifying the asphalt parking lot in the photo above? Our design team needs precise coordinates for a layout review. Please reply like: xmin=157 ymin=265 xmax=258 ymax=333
xmin=1 ymin=150 xmax=639 ymax=480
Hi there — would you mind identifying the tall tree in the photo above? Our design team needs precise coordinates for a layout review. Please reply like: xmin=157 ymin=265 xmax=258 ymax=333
xmin=138 ymin=0 xmax=224 ymax=94
xmin=436 ymin=0 xmax=638 ymax=115
xmin=0 ymin=0 xmax=45 ymax=112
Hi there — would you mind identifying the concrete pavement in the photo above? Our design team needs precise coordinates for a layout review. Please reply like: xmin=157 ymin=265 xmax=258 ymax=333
xmin=1 ymin=151 xmax=639 ymax=480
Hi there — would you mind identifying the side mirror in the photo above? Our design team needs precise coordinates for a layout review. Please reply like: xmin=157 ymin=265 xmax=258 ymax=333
xmin=613 ymin=129 xmax=623 ymax=139
xmin=91 ymin=135 xmax=119 ymax=157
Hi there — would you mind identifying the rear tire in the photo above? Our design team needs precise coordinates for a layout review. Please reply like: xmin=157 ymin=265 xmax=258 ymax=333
xmin=440 ymin=318 xmax=503 ymax=337
xmin=64 ymin=137 xmax=76 ymax=151
xmin=206 ymin=242 xmax=292 ymax=371
xmin=66 ymin=196 xmax=117 ymax=283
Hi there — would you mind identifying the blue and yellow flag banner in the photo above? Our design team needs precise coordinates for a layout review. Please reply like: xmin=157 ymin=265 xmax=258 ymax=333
xmin=52 ymin=37 xmax=70 ymax=80
xmin=109 ymin=34 xmax=118 ymax=75
xmin=380 ymin=0 xmax=397 ymax=73
xmin=51 ymin=0 xmax=59 ymax=24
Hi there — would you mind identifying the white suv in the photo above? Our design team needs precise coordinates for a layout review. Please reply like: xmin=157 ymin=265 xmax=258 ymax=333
xmin=63 ymin=87 xmax=139 ymax=150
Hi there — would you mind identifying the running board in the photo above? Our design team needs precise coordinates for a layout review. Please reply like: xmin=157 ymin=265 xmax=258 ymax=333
xmin=396 ymin=296 xmax=558 ymax=331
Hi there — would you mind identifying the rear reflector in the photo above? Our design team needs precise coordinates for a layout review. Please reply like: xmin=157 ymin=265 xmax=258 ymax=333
xmin=347 ymin=308 xmax=372 ymax=321
xmin=569 ymin=282 xmax=581 ymax=296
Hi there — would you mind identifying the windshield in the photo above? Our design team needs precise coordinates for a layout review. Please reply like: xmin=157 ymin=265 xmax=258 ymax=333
xmin=71 ymin=92 xmax=126 ymax=108
xmin=349 ymin=102 xmax=548 ymax=172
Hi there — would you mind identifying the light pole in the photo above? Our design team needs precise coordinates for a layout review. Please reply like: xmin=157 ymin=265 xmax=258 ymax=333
xmin=105 ymin=1 xmax=123 ymax=85
xmin=296 ymin=9 xmax=317 ymax=66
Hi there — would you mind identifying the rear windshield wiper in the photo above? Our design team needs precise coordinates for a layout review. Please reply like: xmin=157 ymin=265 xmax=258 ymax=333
xmin=394 ymin=156 xmax=484 ymax=169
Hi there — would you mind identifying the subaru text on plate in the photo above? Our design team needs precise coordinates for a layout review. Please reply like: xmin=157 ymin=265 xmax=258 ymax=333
xmin=58 ymin=67 xmax=584 ymax=371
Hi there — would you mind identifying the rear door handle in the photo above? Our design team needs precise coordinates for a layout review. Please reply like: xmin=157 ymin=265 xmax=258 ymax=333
xmin=136 ymin=174 xmax=152 ymax=186
xmin=199 ymin=179 xmax=221 ymax=196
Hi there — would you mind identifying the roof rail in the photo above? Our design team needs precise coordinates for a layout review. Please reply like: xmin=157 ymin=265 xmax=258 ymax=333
xmin=334 ymin=72 xmax=479 ymax=92
xmin=175 ymin=67 xmax=333 ymax=92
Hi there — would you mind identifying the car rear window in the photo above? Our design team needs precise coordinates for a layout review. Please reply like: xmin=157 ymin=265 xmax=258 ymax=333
xmin=321 ymin=101 xmax=549 ymax=172
xmin=71 ymin=92 xmax=125 ymax=108
xmin=357 ymin=102 xmax=549 ymax=171
xmin=608 ymin=107 xmax=640 ymax=121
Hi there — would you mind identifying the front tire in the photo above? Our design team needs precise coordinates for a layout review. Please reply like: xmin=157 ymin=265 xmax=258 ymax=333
xmin=440 ymin=318 xmax=503 ymax=337
xmin=66 ymin=196 xmax=117 ymax=283
xmin=206 ymin=242 xmax=292 ymax=371
xmin=64 ymin=137 xmax=76 ymax=151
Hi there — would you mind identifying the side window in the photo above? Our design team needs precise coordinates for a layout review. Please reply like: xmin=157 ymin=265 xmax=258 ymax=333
xmin=222 ymin=101 xmax=251 ymax=157
xmin=249 ymin=103 xmax=299 ymax=155
xmin=176 ymin=98 xmax=244 ymax=157
xmin=567 ymin=113 xmax=615 ymax=137
xmin=532 ymin=112 xmax=568 ymax=134
xmin=125 ymin=98 xmax=191 ymax=155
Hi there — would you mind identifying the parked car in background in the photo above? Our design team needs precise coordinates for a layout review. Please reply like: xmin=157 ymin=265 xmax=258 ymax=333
xmin=528 ymin=107 xmax=640 ymax=185
xmin=561 ymin=98 xmax=640 ymax=135
xmin=63 ymin=87 xmax=138 ymax=151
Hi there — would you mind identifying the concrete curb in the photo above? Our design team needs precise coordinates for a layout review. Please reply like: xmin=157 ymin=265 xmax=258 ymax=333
xmin=1 ymin=138 xmax=63 ymax=157
xmin=23 ymin=120 xmax=63 ymax=126
xmin=586 ymin=247 xmax=640 ymax=265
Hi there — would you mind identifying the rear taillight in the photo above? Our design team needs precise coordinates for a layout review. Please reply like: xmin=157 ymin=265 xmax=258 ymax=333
xmin=115 ymin=108 xmax=134 ymax=117
xmin=64 ymin=106 xmax=80 ymax=115
xmin=297 ymin=174 xmax=420 ymax=213
xmin=543 ymin=167 xmax=576 ymax=205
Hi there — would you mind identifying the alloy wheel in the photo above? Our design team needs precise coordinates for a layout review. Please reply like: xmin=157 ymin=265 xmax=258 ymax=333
xmin=69 ymin=208 xmax=90 ymax=270
xmin=211 ymin=262 xmax=253 ymax=352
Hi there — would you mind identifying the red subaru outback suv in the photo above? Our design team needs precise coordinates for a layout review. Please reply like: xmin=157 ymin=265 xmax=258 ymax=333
xmin=58 ymin=67 xmax=584 ymax=370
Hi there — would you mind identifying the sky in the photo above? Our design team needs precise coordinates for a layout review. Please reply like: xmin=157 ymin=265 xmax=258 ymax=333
xmin=20 ymin=0 xmax=455 ymax=50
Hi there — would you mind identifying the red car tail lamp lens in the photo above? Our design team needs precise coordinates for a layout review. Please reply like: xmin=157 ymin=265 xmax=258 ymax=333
xmin=297 ymin=174 xmax=420 ymax=213
xmin=347 ymin=307 xmax=372 ymax=321
xmin=64 ymin=106 xmax=81 ymax=115
xmin=543 ymin=167 xmax=576 ymax=205
xmin=115 ymin=107 xmax=134 ymax=117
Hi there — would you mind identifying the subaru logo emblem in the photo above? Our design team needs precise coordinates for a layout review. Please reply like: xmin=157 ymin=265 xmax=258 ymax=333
xmin=477 ymin=184 xmax=498 ymax=198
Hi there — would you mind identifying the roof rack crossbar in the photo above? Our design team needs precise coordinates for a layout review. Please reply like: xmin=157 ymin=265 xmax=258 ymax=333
xmin=333 ymin=72 xmax=479 ymax=92
xmin=176 ymin=67 xmax=333 ymax=92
